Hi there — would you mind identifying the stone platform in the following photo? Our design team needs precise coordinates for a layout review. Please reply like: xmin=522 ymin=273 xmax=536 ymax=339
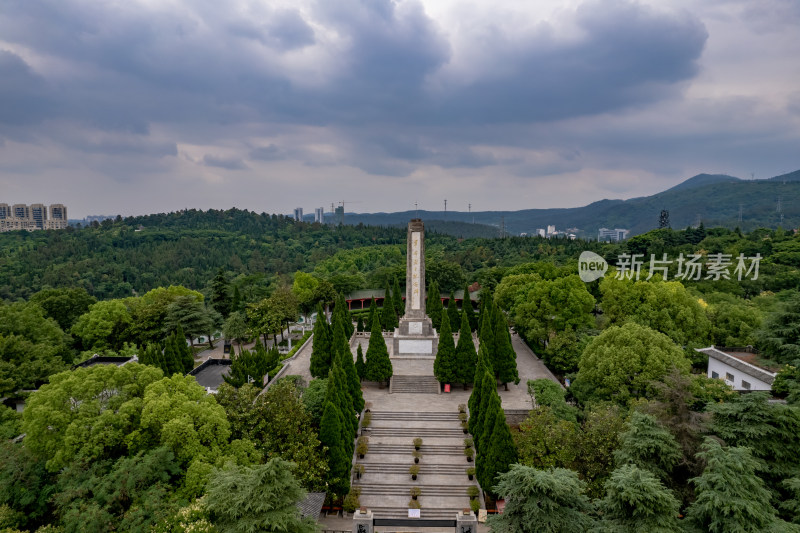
xmin=392 ymin=317 xmax=439 ymax=357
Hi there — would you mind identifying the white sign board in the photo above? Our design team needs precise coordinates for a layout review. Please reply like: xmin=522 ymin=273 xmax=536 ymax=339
xmin=408 ymin=508 xmax=421 ymax=518
xmin=399 ymin=339 xmax=433 ymax=354
xmin=408 ymin=321 xmax=423 ymax=335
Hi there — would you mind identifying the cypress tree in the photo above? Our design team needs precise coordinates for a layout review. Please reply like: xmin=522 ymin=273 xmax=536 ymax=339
xmin=393 ymin=276 xmax=404 ymax=317
xmin=365 ymin=316 xmax=393 ymax=386
xmin=138 ymin=343 xmax=151 ymax=366
xmin=176 ymin=325 xmax=194 ymax=374
xmin=210 ymin=267 xmax=232 ymax=318
xmin=468 ymin=345 xmax=493 ymax=436
xmin=480 ymin=305 xmax=497 ymax=372
xmin=481 ymin=403 xmax=518 ymax=497
xmin=163 ymin=334 xmax=181 ymax=376
xmin=476 ymin=391 xmax=500 ymax=484
xmin=455 ymin=310 xmax=477 ymax=388
xmin=356 ymin=315 xmax=364 ymax=332
xmin=355 ymin=344 xmax=366 ymax=380
xmin=494 ymin=309 xmax=519 ymax=388
xmin=231 ymin=284 xmax=243 ymax=314
xmin=473 ymin=370 xmax=497 ymax=452
xmin=327 ymin=362 xmax=356 ymax=440
xmin=332 ymin=316 xmax=351 ymax=362
xmin=433 ymin=311 xmax=457 ymax=387
xmin=428 ymin=281 xmax=443 ymax=330
xmin=478 ymin=289 xmax=494 ymax=339
xmin=366 ymin=298 xmax=377 ymax=332
xmin=464 ymin=283 xmax=478 ymax=331
xmin=333 ymin=315 xmax=364 ymax=413
xmin=381 ymin=284 xmax=397 ymax=330
xmin=335 ymin=293 xmax=354 ymax=338
xmin=319 ymin=401 xmax=350 ymax=496
xmin=310 ymin=302 xmax=332 ymax=378
xmin=447 ymin=294 xmax=460 ymax=333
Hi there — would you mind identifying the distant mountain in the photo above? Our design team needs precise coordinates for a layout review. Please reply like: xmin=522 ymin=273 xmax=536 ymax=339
xmin=340 ymin=170 xmax=800 ymax=238
xmin=664 ymin=173 xmax=741 ymax=193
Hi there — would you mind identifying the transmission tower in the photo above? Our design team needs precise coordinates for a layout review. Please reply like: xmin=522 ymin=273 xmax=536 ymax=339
xmin=658 ymin=209 xmax=670 ymax=229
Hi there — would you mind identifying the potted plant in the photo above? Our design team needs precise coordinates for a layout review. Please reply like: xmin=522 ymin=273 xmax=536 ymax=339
xmin=343 ymin=488 xmax=361 ymax=514
xmin=412 ymin=450 xmax=422 ymax=464
xmin=458 ymin=412 xmax=468 ymax=422
xmin=464 ymin=437 xmax=474 ymax=449
xmin=470 ymin=498 xmax=480 ymax=514
xmin=408 ymin=499 xmax=421 ymax=509
xmin=410 ymin=487 xmax=421 ymax=501
xmin=357 ymin=437 xmax=369 ymax=458
xmin=413 ymin=437 xmax=423 ymax=450
xmin=466 ymin=467 xmax=475 ymax=480
xmin=409 ymin=464 xmax=420 ymax=480
xmin=362 ymin=411 xmax=372 ymax=427
xmin=464 ymin=447 xmax=474 ymax=462
xmin=461 ymin=420 xmax=469 ymax=434
xmin=467 ymin=486 xmax=479 ymax=500
xmin=354 ymin=463 xmax=365 ymax=480
xmin=458 ymin=403 xmax=466 ymax=414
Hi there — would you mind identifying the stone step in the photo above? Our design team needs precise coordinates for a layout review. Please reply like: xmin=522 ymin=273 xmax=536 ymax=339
xmin=370 ymin=411 xmax=459 ymax=421
xmin=366 ymin=507 xmax=470 ymax=520
xmin=391 ymin=375 xmax=440 ymax=394
xmin=355 ymin=483 xmax=478 ymax=497
xmin=361 ymin=463 xmax=472 ymax=475
xmin=365 ymin=444 xmax=468 ymax=455
xmin=369 ymin=427 xmax=466 ymax=438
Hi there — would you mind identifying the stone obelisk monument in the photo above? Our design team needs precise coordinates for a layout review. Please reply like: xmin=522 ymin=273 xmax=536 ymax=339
xmin=392 ymin=219 xmax=438 ymax=356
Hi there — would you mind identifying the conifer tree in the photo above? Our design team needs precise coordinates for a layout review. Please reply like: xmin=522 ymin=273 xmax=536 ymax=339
xmin=365 ymin=316 xmax=393 ymax=386
xmin=480 ymin=400 xmax=518 ymax=497
xmin=598 ymin=464 xmax=681 ymax=533
xmin=493 ymin=309 xmax=519 ymax=388
xmin=366 ymin=298 xmax=377 ymax=332
xmin=479 ymin=305 xmax=497 ymax=371
xmin=476 ymin=390 xmax=500 ymax=483
xmin=335 ymin=293 xmax=354 ymax=338
xmin=433 ymin=311 xmax=457 ymax=388
xmin=464 ymin=283 xmax=478 ymax=332
xmin=210 ymin=267 xmax=232 ymax=319
xmin=687 ymin=438 xmax=783 ymax=532
xmin=472 ymin=369 xmax=497 ymax=451
xmin=162 ymin=334 xmax=181 ymax=376
xmin=392 ymin=276 xmax=404 ymax=316
xmin=327 ymin=362 xmax=356 ymax=441
xmin=333 ymin=314 xmax=364 ymax=414
xmin=478 ymin=289 xmax=493 ymax=337
xmin=310 ymin=303 xmax=332 ymax=378
xmin=356 ymin=315 xmax=364 ymax=332
xmin=447 ymin=295 xmax=460 ymax=333
xmin=455 ymin=310 xmax=477 ymax=387
xmin=319 ymin=401 xmax=350 ymax=496
xmin=175 ymin=325 xmax=194 ymax=374
xmin=231 ymin=284 xmax=243 ymax=314
xmin=355 ymin=344 xmax=366 ymax=380
xmin=468 ymin=346 xmax=493 ymax=436
xmin=427 ymin=282 xmax=443 ymax=330
xmin=381 ymin=284 xmax=398 ymax=330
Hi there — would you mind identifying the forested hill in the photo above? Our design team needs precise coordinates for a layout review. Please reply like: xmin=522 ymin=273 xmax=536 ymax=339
xmin=340 ymin=169 xmax=800 ymax=237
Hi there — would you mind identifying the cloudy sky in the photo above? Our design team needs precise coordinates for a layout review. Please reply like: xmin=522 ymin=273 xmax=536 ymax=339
xmin=1 ymin=0 xmax=798 ymax=218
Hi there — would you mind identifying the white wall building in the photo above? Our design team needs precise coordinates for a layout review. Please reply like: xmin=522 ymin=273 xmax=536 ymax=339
xmin=598 ymin=228 xmax=630 ymax=242
xmin=314 ymin=207 xmax=324 ymax=223
xmin=696 ymin=346 xmax=777 ymax=391
xmin=293 ymin=207 xmax=303 ymax=221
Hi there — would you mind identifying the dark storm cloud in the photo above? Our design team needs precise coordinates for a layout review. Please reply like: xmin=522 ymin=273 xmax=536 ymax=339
xmin=0 ymin=0 xmax=709 ymax=178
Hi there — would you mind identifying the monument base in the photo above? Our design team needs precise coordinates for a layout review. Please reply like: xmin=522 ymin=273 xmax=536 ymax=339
xmin=392 ymin=317 xmax=439 ymax=357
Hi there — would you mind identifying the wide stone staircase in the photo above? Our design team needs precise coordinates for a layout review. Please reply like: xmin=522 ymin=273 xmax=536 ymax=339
xmin=390 ymin=375 xmax=440 ymax=394
xmin=354 ymin=410 xmax=478 ymax=519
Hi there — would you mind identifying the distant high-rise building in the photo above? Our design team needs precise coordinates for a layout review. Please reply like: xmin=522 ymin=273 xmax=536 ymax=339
xmin=536 ymin=228 xmax=546 ymax=238
xmin=546 ymin=225 xmax=556 ymax=236
xmin=314 ymin=207 xmax=324 ymax=223
xmin=293 ymin=207 xmax=303 ymax=222
xmin=598 ymin=228 xmax=630 ymax=242
xmin=0 ymin=203 xmax=68 ymax=232
xmin=334 ymin=205 xmax=344 ymax=225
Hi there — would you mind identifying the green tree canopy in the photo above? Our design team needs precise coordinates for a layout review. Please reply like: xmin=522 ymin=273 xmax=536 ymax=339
xmin=599 ymin=277 xmax=711 ymax=346
xmin=455 ymin=308 xmax=477 ymax=386
xmin=365 ymin=317 xmax=392 ymax=384
xmin=614 ymin=411 xmax=682 ymax=482
xmin=510 ymin=275 xmax=595 ymax=348
xmin=486 ymin=465 xmax=594 ymax=533
xmin=309 ymin=302 xmax=332 ymax=379
xmin=30 ymin=287 xmax=97 ymax=331
xmin=597 ymin=464 xmax=682 ymax=533
xmin=575 ymin=322 xmax=690 ymax=404
xmin=687 ymin=438 xmax=783 ymax=533
xmin=758 ymin=291 xmax=800 ymax=363
xmin=71 ymin=299 xmax=133 ymax=351
xmin=205 ymin=458 xmax=320 ymax=533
